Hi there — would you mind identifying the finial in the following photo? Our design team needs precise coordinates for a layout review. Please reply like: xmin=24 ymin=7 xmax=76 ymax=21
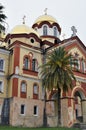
xmin=71 ymin=26 xmax=77 ymax=37
xmin=22 ymin=15 xmax=26 ymax=24
xmin=44 ymin=8 xmax=48 ymax=15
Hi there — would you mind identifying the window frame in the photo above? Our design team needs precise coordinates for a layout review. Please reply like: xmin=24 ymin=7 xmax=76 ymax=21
xmin=24 ymin=57 xmax=29 ymax=70
xmin=53 ymin=26 xmax=57 ymax=37
xmin=33 ymin=105 xmax=38 ymax=116
xmin=32 ymin=59 xmax=38 ymax=71
xmin=0 ymin=58 xmax=5 ymax=71
xmin=0 ymin=80 xmax=4 ymax=93
xmin=82 ymin=60 xmax=85 ymax=73
xmin=43 ymin=25 xmax=48 ymax=36
xmin=33 ymin=84 xmax=38 ymax=94
xmin=20 ymin=104 xmax=25 ymax=115
xmin=21 ymin=82 xmax=27 ymax=93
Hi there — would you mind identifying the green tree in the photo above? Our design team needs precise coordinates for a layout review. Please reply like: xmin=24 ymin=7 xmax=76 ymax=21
xmin=0 ymin=3 xmax=7 ymax=32
xmin=40 ymin=47 xmax=76 ymax=126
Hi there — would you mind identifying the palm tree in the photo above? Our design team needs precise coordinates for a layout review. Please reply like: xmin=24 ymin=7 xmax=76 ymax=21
xmin=40 ymin=47 xmax=76 ymax=126
xmin=0 ymin=3 xmax=7 ymax=32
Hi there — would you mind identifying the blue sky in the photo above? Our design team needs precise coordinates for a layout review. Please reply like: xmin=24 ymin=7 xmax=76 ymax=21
xmin=1 ymin=0 xmax=86 ymax=45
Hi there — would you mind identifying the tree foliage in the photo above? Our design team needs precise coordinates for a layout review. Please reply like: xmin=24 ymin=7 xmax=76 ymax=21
xmin=40 ymin=47 xmax=76 ymax=92
xmin=0 ymin=3 xmax=7 ymax=32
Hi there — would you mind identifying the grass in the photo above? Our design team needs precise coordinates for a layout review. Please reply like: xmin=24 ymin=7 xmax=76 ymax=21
xmin=0 ymin=126 xmax=81 ymax=130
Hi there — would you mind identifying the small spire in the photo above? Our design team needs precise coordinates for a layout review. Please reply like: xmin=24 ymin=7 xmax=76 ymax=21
xmin=44 ymin=8 xmax=48 ymax=15
xmin=71 ymin=26 xmax=77 ymax=37
xmin=22 ymin=15 xmax=26 ymax=24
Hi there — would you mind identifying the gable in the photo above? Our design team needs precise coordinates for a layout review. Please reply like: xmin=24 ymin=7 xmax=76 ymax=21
xmin=68 ymin=47 xmax=85 ymax=59
xmin=65 ymin=38 xmax=86 ymax=59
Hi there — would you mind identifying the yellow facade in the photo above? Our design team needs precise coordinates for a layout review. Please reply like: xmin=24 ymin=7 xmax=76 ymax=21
xmin=0 ymin=13 xmax=86 ymax=128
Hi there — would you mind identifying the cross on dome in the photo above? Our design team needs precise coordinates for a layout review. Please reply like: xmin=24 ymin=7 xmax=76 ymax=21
xmin=44 ymin=8 xmax=48 ymax=15
xmin=22 ymin=15 xmax=26 ymax=24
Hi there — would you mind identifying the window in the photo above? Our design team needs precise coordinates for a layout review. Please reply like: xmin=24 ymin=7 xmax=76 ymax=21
xmin=0 ymin=59 xmax=4 ymax=71
xmin=33 ymin=84 xmax=38 ymax=94
xmin=78 ymin=60 xmax=80 ymax=70
xmin=20 ymin=104 xmax=25 ymax=115
xmin=74 ymin=59 xmax=79 ymax=70
xmin=70 ymin=57 xmax=74 ymax=68
xmin=0 ymin=81 xmax=3 ymax=93
xmin=70 ymin=57 xmax=79 ymax=70
xmin=33 ymin=84 xmax=39 ymax=99
xmin=30 ymin=38 xmax=34 ymax=43
xmin=32 ymin=59 xmax=38 ymax=71
xmin=33 ymin=105 xmax=38 ymax=116
xmin=8 ymin=39 xmax=11 ymax=45
xmin=43 ymin=25 xmax=47 ymax=35
xmin=21 ymin=82 xmax=26 ymax=93
xmin=53 ymin=26 xmax=57 ymax=37
xmin=82 ymin=60 xmax=85 ymax=73
xmin=24 ymin=57 xmax=29 ymax=69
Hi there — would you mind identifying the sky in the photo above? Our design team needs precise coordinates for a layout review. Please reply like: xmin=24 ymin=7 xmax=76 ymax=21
xmin=1 ymin=0 xmax=86 ymax=45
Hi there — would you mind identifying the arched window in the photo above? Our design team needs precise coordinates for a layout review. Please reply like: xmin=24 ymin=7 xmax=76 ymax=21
xmin=24 ymin=57 xmax=29 ymax=69
xmin=21 ymin=82 xmax=27 ymax=93
xmin=33 ymin=84 xmax=38 ymax=94
xmin=70 ymin=56 xmax=74 ymax=68
xmin=33 ymin=83 xmax=39 ymax=99
xmin=74 ymin=59 xmax=79 ymax=70
xmin=32 ymin=59 xmax=38 ymax=71
xmin=53 ymin=26 xmax=57 ymax=37
xmin=82 ymin=60 xmax=85 ymax=73
xmin=0 ymin=58 xmax=4 ymax=71
xmin=43 ymin=25 xmax=47 ymax=35
xmin=70 ymin=56 xmax=80 ymax=71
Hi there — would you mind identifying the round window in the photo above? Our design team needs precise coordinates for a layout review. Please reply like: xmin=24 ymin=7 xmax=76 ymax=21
xmin=30 ymin=38 xmax=34 ymax=43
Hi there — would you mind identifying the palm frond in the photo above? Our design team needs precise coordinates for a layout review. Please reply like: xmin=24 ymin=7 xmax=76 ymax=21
xmin=39 ymin=47 xmax=76 ymax=93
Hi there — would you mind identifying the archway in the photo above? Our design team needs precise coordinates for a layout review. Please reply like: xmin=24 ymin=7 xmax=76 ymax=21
xmin=73 ymin=88 xmax=86 ymax=123
xmin=74 ymin=91 xmax=83 ymax=122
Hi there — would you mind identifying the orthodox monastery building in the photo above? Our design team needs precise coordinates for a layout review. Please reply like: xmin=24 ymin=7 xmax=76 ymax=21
xmin=0 ymin=12 xmax=86 ymax=127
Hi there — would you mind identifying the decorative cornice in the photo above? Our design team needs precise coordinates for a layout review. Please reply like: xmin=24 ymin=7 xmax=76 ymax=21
xmin=0 ymin=47 xmax=9 ymax=54
xmin=5 ymin=33 xmax=41 ymax=43
xmin=9 ymin=40 xmax=42 ymax=52
xmin=32 ymin=21 xmax=61 ymax=33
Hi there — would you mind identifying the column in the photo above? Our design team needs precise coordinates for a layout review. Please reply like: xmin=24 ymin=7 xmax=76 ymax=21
xmin=82 ymin=99 xmax=86 ymax=123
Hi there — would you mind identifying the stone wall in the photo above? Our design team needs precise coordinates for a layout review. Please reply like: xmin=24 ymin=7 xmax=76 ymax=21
xmin=10 ymin=97 xmax=44 ymax=127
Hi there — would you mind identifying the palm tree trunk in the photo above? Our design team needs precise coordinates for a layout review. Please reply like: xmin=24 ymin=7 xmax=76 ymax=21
xmin=58 ymin=87 xmax=61 ymax=126
xmin=43 ymin=91 xmax=47 ymax=127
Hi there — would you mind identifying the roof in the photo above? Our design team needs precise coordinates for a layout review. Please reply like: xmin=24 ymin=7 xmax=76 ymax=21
xmin=10 ymin=24 xmax=39 ymax=37
xmin=34 ymin=14 xmax=57 ymax=24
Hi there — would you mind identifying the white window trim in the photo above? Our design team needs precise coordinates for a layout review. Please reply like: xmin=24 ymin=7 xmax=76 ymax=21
xmin=20 ymin=104 xmax=26 ymax=115
xmin=82 ymin=60 xmax=85 ymax=73
xmin=43 ymin=24 xmax=48 ymax=36
xmin=78 ymin=60 xmax=80 ymax=70
xmin=0 ymin=80 xmax=4 ymax=93
xmin=21 ymin=82 xmax=26 ymax=93
xmin=33 ymin=85 xmax=38 ymax=94
xmin=33 ymin=105 xmax=38 ymax=116
xmin=53 ymin=26 xmax=57 ymax=37
xmin=0 ymin=58 xmax=5 ymax=71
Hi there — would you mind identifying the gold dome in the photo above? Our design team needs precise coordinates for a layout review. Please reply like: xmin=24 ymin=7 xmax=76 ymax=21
xmin=34 ymin=14 xmax=57 ymax=24
xmin=10 ymin=24 xmax=39 ymax=37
